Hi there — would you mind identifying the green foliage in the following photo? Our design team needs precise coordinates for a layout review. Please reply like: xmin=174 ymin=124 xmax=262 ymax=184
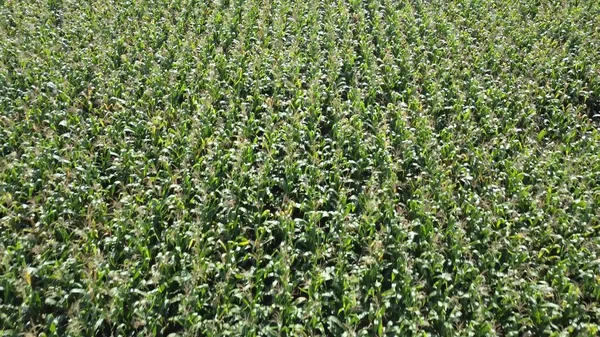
xmin=1 ymin=0 xmax=600 ymax=336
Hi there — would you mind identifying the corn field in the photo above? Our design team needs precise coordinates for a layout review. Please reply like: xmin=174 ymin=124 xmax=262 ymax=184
xmin=1 ymin=0 xmax=600 ymax=336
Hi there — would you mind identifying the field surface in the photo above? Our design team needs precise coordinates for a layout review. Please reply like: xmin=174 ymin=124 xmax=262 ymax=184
xmin=1 ymin=0 xmax=600 ymax=336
